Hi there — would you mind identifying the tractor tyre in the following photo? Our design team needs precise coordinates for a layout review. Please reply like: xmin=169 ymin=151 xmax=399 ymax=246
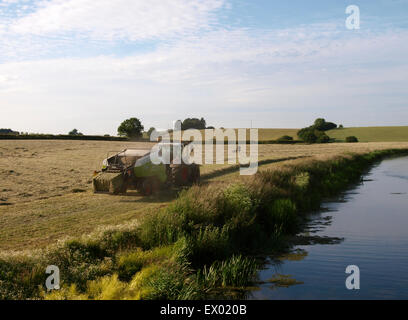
xmin=188 ymin=165 xmax=200 ymax=184
xmin=171 ymin=165 xmax=190 ymax=187
xmin=141 ymin=178 xmax=160 ymax=196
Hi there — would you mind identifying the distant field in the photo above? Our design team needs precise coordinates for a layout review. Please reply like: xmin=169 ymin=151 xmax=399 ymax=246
xmin=180 ymin=127 xmax=408 ymax=142
xmin=2 ymin=139 xmax=408 ymax=251
xmin=235 ymin=128 xmax=299 ymax=141
xmin=327 ymin=126 xmax=408 ymax=142
xmin=173 ymin=128 xmax=300 ymax=141
xmin=149 ymin=126 xmax=408 ymax=142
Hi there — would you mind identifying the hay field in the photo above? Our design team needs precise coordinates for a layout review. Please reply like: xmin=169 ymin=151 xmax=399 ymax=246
xmin=1 ymin=139 xmax=408 ymax=251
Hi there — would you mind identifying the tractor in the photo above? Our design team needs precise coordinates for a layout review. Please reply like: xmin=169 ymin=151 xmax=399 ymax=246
xmin=92 ymin=142 xmax=200 ymax=195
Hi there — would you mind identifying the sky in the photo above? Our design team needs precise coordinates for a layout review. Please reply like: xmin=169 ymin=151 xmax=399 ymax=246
xmin=0 ymin=0 xmax=407 ymax=135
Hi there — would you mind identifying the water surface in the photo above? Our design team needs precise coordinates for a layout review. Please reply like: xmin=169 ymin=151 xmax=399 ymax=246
xmin=251 ymin=156 xmax=408 ymax=299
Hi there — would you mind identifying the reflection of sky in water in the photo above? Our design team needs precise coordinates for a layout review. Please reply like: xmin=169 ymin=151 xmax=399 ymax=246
xmin=251 ymin=156 xmax=408 ymax=300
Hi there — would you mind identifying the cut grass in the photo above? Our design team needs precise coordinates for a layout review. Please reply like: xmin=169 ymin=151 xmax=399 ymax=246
xmin=0 ymin=191 xmax=171 ymax=251
xmin=2 ymin=141 xmax=408 ymax=251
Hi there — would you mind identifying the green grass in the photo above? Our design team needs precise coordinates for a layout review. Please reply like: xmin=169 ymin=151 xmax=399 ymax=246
xmin=185 ymin=127 xmax=408 ymax=142
xmin=327 ymin=126 xmax=408 ymax=142
xmin=178 ymin=128 xmax=300 ymax=142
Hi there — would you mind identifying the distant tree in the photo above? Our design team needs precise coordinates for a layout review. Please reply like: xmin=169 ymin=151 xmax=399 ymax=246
xmin=69 ymin=129 xmax=83 ymax=136
xmin=117 ymin=118 xmax=144 ymax=138
xmin=338 ymin=124 xmax=344 ymax=129
xmin=277 ymin=135 xmax=294 ymax=142
xmin=181 ymin=117 xmax=206 ymax=130
xmin=346 ymin=136 xmax=358 ymax=143
xmin=297 ymin=127 xmax=317 ymax=143
xmin=313 ymin=118 xmax=337 ymax=131
xmin=0 ymin=128 xmax=19 ymax=135
xmin=297 ymin=118 xmax=338 ymax=143
xmin=206 ymin=126 xmax=215 ymax=129
xmin=315 ymin=131 xmax=331 ymax=143
xmin=147 ymin=127 xmax=156 ymax=138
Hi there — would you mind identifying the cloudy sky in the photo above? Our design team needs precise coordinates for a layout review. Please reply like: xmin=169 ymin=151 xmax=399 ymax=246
xmin=0 ymin=0 xmax=407 ymax=135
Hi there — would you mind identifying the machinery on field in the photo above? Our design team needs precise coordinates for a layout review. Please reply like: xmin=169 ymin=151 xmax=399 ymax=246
xmin=92 ymin=142 xmax=200 ymax=195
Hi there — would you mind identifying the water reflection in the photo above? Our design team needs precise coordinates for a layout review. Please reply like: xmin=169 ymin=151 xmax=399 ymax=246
xmin=250 ymin=156 xmax=408 ymax=300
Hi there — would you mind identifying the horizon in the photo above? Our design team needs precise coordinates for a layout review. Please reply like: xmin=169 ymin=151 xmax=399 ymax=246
xmin=5 ymin=124 xmax=408 ymax=137
xmin=1 ymin=0 xmax=408 ymax=135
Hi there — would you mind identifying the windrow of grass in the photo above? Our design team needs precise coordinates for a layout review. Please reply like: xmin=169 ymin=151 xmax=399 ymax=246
xmin=1 ymin=149 xmax=407 ymax=300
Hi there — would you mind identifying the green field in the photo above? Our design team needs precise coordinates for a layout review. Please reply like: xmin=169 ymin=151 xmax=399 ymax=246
xmin=173 ymin=127 xmax=408 ymax=143
xmin=169 ymin=128 xmax=299 ymax=141
xmin=326 ymin=126 xmax=408 ymax=142
xmin=239 ymin=128 xmax=299 ymax=141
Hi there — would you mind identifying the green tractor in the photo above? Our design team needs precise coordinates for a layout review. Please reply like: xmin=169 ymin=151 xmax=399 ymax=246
xmin=92 ymin=142 xmax=200 ymax=195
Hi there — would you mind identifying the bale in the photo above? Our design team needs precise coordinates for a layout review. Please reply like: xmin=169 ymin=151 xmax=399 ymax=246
xmin=93 ymin=172 xmax=124 ymax=193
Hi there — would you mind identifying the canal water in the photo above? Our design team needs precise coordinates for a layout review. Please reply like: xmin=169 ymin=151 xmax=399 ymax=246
xmin=250 ymin=156 xmax=408 ymax=299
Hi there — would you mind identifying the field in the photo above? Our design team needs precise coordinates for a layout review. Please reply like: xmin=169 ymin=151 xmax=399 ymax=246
xmin=2 ymin=139 xmax=408 ymax=252
xmin=176 ymin=127 xmax=408 ymax=142
xmin=327 ymin=126 xmax=408 ymax=142
xmin=219 ymin=128 xmax=300 ymax=141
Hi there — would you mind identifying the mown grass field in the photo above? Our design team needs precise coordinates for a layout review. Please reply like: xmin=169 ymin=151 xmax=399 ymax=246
xmin=2 ymin=139 xmax=408 ymax=252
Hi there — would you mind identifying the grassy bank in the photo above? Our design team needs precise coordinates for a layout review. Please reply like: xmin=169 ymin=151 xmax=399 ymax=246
xmin=1 ymin=149 xmax=408 ymax=300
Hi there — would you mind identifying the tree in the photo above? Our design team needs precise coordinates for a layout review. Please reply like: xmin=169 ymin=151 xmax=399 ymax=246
xmin=315 ymin=131 xmax=330 ymax=143
xmin=277 ymin=135 xmax=294 ymax=142
xmin=297 ymin=118 xmax=338 ymax=143
xmin=181 ymin=117 xmax=206 ymax=130
xmin=147 ymin=127 xmax=156 ymax=138
xmin=0 ymin=128 xmax=19 ymax=135
xmin=346 ymin=136 xmax=358 ymax=143
xmin=69 ymin=129 xmax=83 ymax=136
xmin=117 ymin=118 xmax=144 ymax=138
xmin=297 ymin=127 xmax=317 ymax=143
xmin=313 ymin=118 xmax=337 ymax=131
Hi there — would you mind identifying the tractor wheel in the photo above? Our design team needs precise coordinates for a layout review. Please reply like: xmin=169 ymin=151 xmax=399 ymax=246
xmin=141 ymin=178 xmax=160 ymax=196
xmin=171 ymin=165 xmax=190 ymax=187
xmin=189 ymin=165 xmax=200 ymax=184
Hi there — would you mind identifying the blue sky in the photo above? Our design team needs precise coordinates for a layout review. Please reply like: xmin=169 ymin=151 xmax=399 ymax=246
xmin=0 ymin=0 xmax=407 ymax=134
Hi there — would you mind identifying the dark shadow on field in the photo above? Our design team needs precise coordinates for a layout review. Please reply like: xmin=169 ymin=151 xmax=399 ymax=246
xmin=200 ymin=156 xmax=308 ymax=182
xmin=117 ymin=189 xmax=178 ymax=203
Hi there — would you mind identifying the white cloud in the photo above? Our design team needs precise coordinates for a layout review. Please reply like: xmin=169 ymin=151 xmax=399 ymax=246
xmin=1 ymin=25 xmax=408 ymax=133
xmin=1 ymin=1 xmax=408 ymax=132
xmin=9 ymin=0 xmax=226 ymax=41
